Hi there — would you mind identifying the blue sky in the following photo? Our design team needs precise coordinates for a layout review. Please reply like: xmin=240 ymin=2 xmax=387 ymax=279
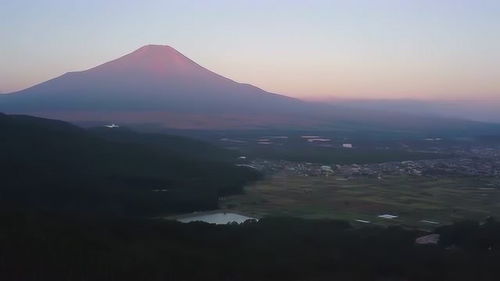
xmin=1 ymin=0 xmax=499 ymax=100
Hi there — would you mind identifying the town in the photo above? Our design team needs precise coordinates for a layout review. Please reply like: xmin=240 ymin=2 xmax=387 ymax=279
xmin=241 ymin=145 xmax=500 ymax=180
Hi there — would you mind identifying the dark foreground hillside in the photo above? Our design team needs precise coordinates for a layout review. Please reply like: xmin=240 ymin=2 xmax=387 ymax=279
xmin=0 ymin=113 xmax=259 ymax=216
xmin=3 ymin=113 xmax=500 ymax=281
xmin=1 ymin=210 xmax=500 ymax=281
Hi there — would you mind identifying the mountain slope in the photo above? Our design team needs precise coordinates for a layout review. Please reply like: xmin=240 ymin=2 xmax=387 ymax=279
xmin=1 ymin=45 xmax=303 ymax=113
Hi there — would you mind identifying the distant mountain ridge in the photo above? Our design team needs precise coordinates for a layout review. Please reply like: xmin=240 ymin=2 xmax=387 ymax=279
xmin=329 ymin=99 xmax=500 ymax=124
xmin=1 ymin=45 xmax=499 ymax=136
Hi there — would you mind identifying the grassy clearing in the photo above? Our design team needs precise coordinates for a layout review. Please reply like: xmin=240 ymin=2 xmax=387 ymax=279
xmin=222 ymin=173 xmax=500 ymax=229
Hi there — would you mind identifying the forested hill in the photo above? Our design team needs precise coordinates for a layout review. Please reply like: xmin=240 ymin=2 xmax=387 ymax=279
xmin=2 ymin=211 xmax=500 ymax=281
xmin=0 ymin=113 xmax=260 ymax=216
xmin=88 ymin=126 xmax=235 ymax=162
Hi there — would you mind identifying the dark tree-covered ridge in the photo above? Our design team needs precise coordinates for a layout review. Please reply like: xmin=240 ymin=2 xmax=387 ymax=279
xmin=2 ymin=211 xmax=500 ymax=281
xmin=0 ymin=113 xmax=260 ymax=216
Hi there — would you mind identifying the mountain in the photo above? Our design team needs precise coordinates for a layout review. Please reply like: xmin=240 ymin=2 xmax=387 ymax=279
xmin=8 ymin=45 xmax=303 ymax=111
xmin=0 ymin=113 xmax=259 ymax=215
xmin=1 ymin=45 xmax=314 ymax=128
xmin=1 ymin=45 xmax=499 ymax=135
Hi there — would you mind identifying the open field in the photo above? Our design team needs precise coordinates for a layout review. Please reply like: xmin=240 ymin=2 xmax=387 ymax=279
xmin=239 ymin=145 xmax=448 ymax=165
xmin=222 ymin=173 xmax=500 ymax=229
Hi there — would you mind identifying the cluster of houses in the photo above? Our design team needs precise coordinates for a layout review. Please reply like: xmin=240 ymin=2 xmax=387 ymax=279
xmin=245 ymin=145 xmax=500 ymax=180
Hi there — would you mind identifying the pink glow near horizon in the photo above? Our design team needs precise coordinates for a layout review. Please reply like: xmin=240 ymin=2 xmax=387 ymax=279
xmin=1 ymin=1 xmax=499 ymax=102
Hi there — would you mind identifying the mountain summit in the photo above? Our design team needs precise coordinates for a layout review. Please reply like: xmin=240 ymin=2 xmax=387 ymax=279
xmin=91 ymin=45 xmax=216 ymax=77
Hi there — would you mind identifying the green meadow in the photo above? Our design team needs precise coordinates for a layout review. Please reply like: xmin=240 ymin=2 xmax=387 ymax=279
xmin=223 ymin=173 xmax=500 ymax=229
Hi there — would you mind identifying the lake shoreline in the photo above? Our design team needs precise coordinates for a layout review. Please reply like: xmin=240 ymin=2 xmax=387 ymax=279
xmin=164 ymin=210 xmax=259 ymax=224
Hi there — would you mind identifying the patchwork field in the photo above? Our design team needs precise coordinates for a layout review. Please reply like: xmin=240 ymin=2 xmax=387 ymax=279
xmin=222 ymin=173 xmax=500 ymax=229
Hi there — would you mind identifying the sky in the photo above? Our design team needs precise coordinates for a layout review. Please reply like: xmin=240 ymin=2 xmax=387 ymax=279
xmin=1 ymin=0 xmax=499 ymax=101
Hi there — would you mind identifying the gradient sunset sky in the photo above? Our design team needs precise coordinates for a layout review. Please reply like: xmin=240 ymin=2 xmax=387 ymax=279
xmin=1 ymin=0 xmax=499 ymax=101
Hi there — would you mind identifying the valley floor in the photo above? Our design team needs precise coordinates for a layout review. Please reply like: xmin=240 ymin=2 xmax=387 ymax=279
xmin=222 ymin=173 xmax=500 ymax=229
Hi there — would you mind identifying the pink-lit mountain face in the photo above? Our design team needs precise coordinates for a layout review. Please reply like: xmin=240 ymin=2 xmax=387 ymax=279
xmin=1 ymin=45 xmax=498 ymax=133
xmin=0 ymin=45 xmax=325 ymax=128
xmin=1 ymin=45 xmax=303 ymax=115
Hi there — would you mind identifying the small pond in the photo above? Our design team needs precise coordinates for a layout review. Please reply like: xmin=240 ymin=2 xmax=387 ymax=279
xmin=177 ymin=212 xmax=257 ymax=224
